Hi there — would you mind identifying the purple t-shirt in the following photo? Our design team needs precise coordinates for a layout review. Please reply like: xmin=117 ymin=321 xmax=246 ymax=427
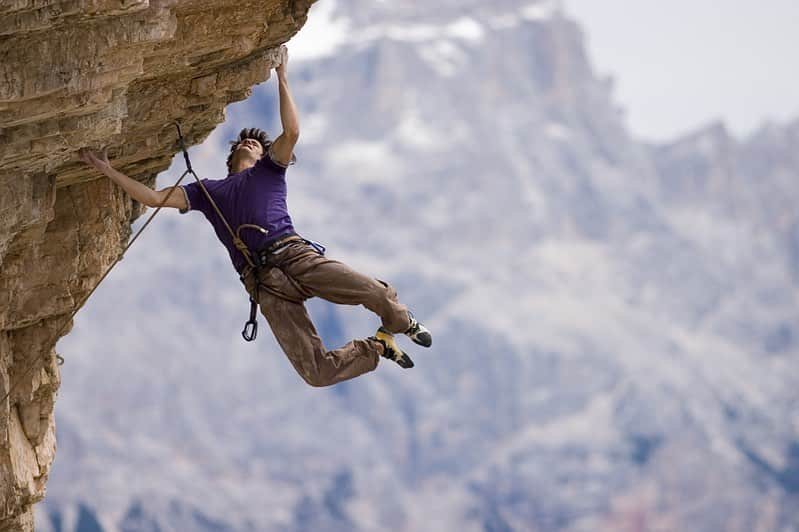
xmin=179 ymin=152 xmax=295 ymax=273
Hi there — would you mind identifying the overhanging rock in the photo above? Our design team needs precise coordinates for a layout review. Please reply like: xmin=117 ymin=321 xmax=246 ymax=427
xmin=0 ymin=1 xmax=315 ymax=529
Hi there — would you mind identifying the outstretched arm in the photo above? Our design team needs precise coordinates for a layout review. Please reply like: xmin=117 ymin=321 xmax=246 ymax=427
xmin=78 ymin=147 xmax=187 ymax=210
xmin=269 ymin=45 xmax=300 ymax=166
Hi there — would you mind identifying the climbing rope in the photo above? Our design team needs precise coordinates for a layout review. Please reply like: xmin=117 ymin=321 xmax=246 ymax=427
xmin=172 ymin=121 xmax=270 ymax=341
xmin=0 ymin=122 xmax=224 ymax=406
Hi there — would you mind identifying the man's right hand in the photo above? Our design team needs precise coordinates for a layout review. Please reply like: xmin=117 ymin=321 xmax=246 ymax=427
xmin=78 ymin=147 xmax=111 ymax=174
xmin=75 ymin=146 xmax=186 ymax=211
xmin=275 ymin=44 xmax=288 ymax=77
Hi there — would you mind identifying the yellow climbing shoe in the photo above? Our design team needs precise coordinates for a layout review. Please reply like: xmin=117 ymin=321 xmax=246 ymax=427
xmin=371 ymin=328 xmax=414 ymax=369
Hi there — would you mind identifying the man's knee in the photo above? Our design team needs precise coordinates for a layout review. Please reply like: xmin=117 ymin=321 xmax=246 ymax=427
xmin=375 ymin=278 xmax=398 ymax=302
xmin=303 ymin=375 xmax=330 ymax=388
xmin=299 ymin=366 xmax=334 ymax=388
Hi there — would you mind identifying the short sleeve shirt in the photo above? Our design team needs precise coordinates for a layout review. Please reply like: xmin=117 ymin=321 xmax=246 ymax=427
xmin=179 ymin=151 xmax=295 ymax=273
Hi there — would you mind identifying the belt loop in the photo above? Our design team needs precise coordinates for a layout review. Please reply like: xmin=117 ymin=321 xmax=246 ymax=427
xmin=257 ymin=248 xmax=269 ymax=268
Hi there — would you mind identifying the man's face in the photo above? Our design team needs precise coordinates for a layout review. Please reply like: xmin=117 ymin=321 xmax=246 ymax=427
xmin=236 ymin=138 xmax=264 ymax=159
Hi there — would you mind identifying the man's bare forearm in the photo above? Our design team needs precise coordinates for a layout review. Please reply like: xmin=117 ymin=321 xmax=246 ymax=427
xmin=102 ymin=166 xmax=157 ymax=206
xmin=277 ymin=73 xmax=300 ymax=137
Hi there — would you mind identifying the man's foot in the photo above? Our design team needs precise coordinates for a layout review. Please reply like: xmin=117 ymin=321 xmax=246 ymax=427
xmin=404 ymin=310 xmax=432 ymax=348
xmin=371 ymin=328 xmax=414 ymax=369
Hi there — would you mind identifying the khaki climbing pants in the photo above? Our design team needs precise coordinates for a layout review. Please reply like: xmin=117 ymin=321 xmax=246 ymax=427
xmin=240 ymin=237 xmax=411 ymax=387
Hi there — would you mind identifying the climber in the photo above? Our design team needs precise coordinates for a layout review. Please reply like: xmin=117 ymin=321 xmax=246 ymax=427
xmin=77 ymin=45 xmax=431 ymax=388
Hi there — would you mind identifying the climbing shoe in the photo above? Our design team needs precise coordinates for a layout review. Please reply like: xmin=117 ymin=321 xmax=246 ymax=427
xmin=371 ymin=328 xmax=414 ymax=369
xmin=404 ymin=310 xmax=432 ymax=348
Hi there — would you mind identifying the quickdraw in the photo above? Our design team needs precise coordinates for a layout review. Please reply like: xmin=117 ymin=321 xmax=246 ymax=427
xmin=174 ymin=122 xmax=267 ymax=341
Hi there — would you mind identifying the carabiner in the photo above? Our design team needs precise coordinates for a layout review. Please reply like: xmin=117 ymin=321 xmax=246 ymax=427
xmin=242 ymin=319 xmax=258 ymax=342
xmin=242 ymin=295 xmax=259 ymax=341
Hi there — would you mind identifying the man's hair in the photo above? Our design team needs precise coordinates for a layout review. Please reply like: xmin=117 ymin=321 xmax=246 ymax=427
xmin=226 ymin=127 xmax=271 ymax=173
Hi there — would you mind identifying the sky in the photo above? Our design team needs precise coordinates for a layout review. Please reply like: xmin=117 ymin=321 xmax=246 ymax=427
xmin=289 ymin=0 xmax=799 ymax=142
xmin=564 ymin=0 xmax=799 ymax=141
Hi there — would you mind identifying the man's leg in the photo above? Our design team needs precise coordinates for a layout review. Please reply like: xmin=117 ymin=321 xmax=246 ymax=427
xmin=256 ymin=288 xmax=382 ymax=387
xmin=276 ymin=247 xmax=412 ymax=334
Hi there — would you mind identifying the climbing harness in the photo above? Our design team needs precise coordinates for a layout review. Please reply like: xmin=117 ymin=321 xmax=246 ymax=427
xmin=175 ymin=124 xmax=328 ymax=340
xmin=237 ymin=232 xmax=319 ymax=341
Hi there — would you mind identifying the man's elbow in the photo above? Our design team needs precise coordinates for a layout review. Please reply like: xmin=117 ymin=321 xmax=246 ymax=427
xmin=284 ymin=129 xmax=300 ymax=142
xmin=143 ymin=189 xmax=165 ymax=208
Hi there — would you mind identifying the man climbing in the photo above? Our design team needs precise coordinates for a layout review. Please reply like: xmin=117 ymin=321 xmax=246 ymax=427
xmin=78 ymin=45 xmax=431 ymax=387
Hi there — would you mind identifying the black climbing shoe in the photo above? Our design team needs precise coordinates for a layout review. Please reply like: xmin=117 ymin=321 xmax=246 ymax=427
xmin=404 ymin=310 xmax=432 ymax=348
xmin=371 ymin=328 xmax=414 ymax=369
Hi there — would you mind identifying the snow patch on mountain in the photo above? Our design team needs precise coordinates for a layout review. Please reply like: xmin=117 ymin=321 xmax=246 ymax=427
xmin=522 ymin=0 xmax=560 ymax=21
xmin=488 ymin=0 xmax=560 ymax=29
xmin=416 ymin=40 xmax=469 ymax=77
xmin=546 ymin=121 xmax=571 ymax=140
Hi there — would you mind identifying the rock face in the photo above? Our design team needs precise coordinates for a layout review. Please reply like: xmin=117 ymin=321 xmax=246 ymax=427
xmin=0 ymin=1 xmax=313 ymax=529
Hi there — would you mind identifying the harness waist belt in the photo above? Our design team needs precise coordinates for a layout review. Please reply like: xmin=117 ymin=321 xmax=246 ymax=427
xmin=252 ymin=233 xmax=303 ymax=268
xmin=263 ymin=232 xmax=302 ymax=254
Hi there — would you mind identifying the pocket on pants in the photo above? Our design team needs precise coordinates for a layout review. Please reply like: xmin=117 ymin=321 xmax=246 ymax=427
xmin=260 ymin=266 xmax=309 ymax=302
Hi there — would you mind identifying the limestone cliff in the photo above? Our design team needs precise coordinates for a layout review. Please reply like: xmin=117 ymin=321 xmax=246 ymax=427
xmin=0 ymin=1 xmax=314 ymax=529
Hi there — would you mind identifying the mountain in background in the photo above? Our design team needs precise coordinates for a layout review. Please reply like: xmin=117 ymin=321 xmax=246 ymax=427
xmin=40 ymin=0 xmax=799 ymax=530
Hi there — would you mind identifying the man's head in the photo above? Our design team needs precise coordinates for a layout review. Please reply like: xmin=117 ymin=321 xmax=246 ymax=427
xmin=226 ymin=127 xmax=271 ymax=174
